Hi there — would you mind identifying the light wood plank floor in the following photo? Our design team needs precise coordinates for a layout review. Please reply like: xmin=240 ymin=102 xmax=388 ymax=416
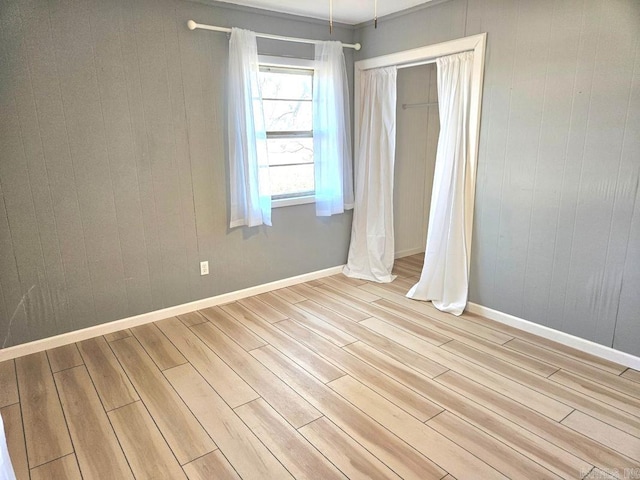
xmin=2 ymin=254 xmax=639 ymax=479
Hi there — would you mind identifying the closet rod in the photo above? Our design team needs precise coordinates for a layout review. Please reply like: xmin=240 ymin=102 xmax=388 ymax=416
xmin=187 ymin=20 xmax=362 ymax=50
xmin=402 ymin=101 xmax=438 ymax=109
xmin=397 ymin=58 xmax=437 ymax=69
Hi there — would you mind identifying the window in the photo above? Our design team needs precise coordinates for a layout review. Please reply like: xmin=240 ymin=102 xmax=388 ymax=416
xmin=258 ymin=56 xmax=315 ymax=207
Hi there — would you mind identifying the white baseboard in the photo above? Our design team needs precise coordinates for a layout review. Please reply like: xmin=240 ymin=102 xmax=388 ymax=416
xmin=0 ymin=265 xmax=344 ymax=362
xmin=466 ymin=302 xmax=640 ymax=370
xmin=4 ymin=269 xmax=638 ymax=372
xmin=395 ymin=247 xmax=424 ymax=259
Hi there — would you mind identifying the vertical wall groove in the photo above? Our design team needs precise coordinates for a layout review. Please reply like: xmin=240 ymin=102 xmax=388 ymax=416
xmin=519 ymin=0 xmax=554 ymax=319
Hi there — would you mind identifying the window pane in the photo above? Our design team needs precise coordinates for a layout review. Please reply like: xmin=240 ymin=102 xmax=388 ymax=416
xmin=267 ymin=138 xmax=313 ymax=166
xmin=259 ymin=71 xmax=312 ymax=100
xmin=263 ymin=100 xmax=312 ymax=132
xmin=269 ymin=164 xmax=315 ymax=197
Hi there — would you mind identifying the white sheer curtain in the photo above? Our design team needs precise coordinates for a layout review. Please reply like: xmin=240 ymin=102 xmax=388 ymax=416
xmin=228 ymin=28 xmax=271 ymax=228
xmin=0 ymin=412 xmax=16 ymax=480
xmin=313 ymin=41 xmax=354 ymax=216
xmin=343 ymin=67 xmax=398 ymax=282
xmin=407 ymin=51 xmax=474 ymax=315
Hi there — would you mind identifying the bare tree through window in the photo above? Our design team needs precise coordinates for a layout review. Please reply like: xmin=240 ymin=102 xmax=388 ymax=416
xmin=259 ymin=66 xmax=314 ymax=198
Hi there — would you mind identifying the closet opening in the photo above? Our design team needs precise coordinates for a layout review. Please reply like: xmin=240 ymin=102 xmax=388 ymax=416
xmin=394 ymin=63 xmax=439 ymax=260
xmin=344 ymin=34 xmax=487 ymax=315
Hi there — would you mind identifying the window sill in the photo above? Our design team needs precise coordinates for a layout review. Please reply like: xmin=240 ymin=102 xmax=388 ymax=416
xmin=272 ymin=195 xmax=315 ymax=208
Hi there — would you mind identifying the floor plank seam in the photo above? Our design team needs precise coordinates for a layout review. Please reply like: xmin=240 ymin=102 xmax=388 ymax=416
xmin=43 ymin=354 xmax=76 ymax=471
xmin=106 ymin=335 xmax=209 ymax=472
xmin=557 ymin=408 xmax=576 ymax=424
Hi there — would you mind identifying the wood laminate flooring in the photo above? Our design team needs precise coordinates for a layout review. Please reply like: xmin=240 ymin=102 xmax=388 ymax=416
xmin=2 ymin=254 xmax=639 ymax=479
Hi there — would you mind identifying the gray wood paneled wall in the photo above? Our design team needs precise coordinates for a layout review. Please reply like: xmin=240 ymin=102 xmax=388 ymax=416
xmin=394 ymin=64 xmax=439 ymax=258
xmin=357 ymin=0 xmax=640 ymax=355
xmin=0 ymin=0 xmax=355 ymax=347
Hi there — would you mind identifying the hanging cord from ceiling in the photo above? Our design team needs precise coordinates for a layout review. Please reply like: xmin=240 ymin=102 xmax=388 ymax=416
xmin=375 ymin=0 xmax=378 ymax=28
xmin=329 ymin=0 xmax=333 ymax=33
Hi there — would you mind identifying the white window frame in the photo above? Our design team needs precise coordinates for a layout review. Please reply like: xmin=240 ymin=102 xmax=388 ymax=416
xmin=259 ymin=55 xmax=316 ymax=209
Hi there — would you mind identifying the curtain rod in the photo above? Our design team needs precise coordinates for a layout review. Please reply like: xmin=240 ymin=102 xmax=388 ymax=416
xmin=187 ymin=20 xmax=362 ymax=51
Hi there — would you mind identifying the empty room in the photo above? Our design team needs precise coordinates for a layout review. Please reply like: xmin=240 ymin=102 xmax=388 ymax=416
xmin=1 ymin=0 xmax=639 ymax=478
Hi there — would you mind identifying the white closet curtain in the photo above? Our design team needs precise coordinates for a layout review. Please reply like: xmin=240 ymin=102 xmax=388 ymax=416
xmin=407 ymin=51 xmax=474 ymax=315
xmin=343 ymin=67 xmax=398 ymax=282
xmin=228 ymin=28 xmax=271 ymax=228
xmin=313 ymin=41 xmax=354 ymax=216
xmin=0 ymin=412 xmax=16 ymax=480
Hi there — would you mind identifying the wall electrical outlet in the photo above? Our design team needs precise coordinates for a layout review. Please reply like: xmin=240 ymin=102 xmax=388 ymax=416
xmin=200 ymin=261 xmax=209 ymax=276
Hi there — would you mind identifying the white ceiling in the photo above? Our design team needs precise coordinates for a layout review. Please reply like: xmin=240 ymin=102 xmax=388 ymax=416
xmin=220 ymin=0 xmax=433 ymax=25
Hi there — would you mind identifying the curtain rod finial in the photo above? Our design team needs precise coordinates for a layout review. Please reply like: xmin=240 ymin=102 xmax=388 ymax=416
xmin=187 ymin=20 xmax=197 ymax=30
xmin=354 ymin=43 xmax=362 ymax=51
